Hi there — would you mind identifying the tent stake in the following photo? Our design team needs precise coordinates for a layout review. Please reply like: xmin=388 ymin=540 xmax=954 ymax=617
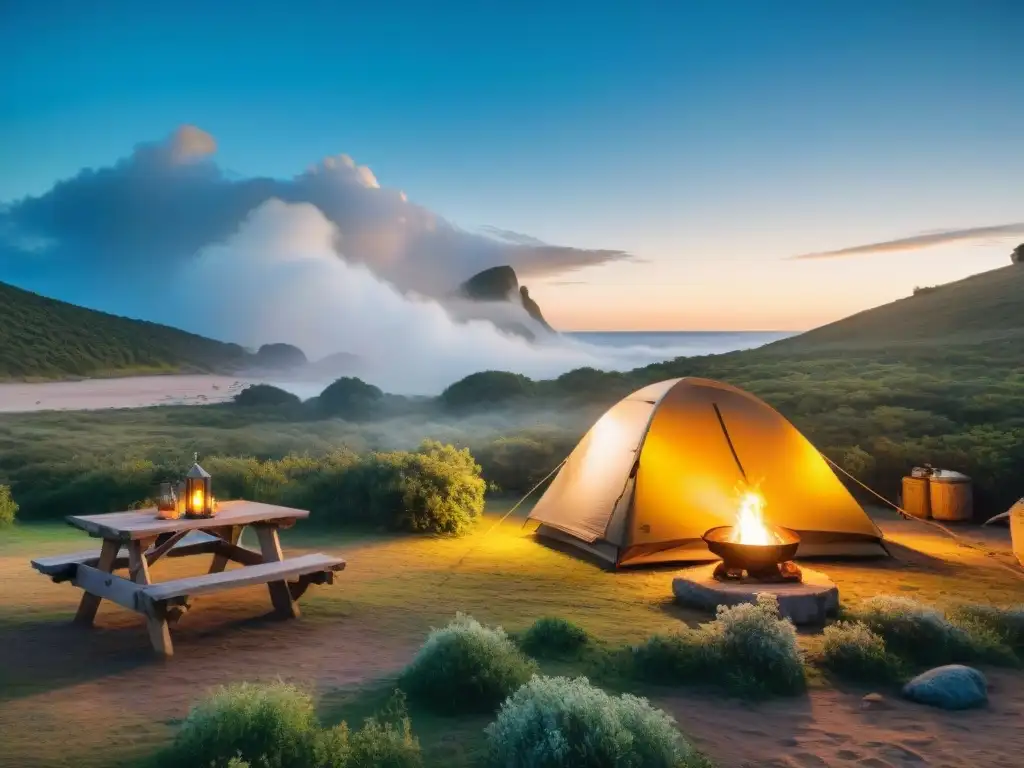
xmin=712 ymin=403 xmax=748 ymax=484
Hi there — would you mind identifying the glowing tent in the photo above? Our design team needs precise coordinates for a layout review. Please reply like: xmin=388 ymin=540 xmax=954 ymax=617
xmin=526 ymin=378 xmax=886 ymax=567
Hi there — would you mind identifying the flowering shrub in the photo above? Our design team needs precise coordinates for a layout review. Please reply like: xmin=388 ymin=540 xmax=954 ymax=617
xmin=485 ymin=675 xmax=710 ymax=768
xmin=399 ymin=614 xmax=537 ymax=714
xmin=518 ymin=616 xmax=589 ymax=659
xmin=634 ymin=593 xmax=805 ymax=696
xmin=820 ymin=621 xmax=904 ymax=682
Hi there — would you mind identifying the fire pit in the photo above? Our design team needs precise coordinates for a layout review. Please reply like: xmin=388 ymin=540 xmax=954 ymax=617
xmin=702 ymin=490 xmax=802 ymax=582
xmin=703 ymin=524 xmax=801 ymax=581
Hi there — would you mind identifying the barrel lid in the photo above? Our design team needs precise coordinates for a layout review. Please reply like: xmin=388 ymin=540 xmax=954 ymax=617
xmin=929 ymin=469 xmax=971 ymax=483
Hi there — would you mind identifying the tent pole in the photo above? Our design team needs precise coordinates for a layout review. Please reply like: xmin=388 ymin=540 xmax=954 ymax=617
xmin=712 ymin=403 xmax=748 ymax=484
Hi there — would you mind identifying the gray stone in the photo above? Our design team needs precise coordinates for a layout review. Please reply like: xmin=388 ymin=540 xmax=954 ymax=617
xmin=671 ymin=564 xmax=838 ymax=625
xmin=902 ymin=665 xmax=988 ymax=710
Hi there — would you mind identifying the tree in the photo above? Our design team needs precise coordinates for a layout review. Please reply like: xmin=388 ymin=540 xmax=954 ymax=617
xmin=232 ymin=384 xmax=301 ymax=407
xmin=1012 ymin=243 xmax=1023 ymax=265
xmin=439 ymin=371 xmax=534 ymax=409
xmin=318 ymin=377 xmax=384 ymax=420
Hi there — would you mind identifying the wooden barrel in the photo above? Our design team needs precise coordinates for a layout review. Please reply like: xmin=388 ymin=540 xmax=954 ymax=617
xmin=901 ymin=476 xmax=932 ymax=519
xmin=1009 ymin=499 xmax=1024 ymax=567
xmin=929 ymin=471 xmax=973 ymax=522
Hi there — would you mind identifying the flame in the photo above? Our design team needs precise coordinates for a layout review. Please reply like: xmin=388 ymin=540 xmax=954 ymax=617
xmin=191 ymin=488 xmax=204 ymax=511
xmin=729 ymin=488 xmax=780 ymax=545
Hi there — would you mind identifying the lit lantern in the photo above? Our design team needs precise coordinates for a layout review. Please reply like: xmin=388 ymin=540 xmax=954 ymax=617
xmin=184 ymin=453 xmax=214 ymax=518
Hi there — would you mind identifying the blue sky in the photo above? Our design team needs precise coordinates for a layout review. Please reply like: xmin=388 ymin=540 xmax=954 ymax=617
xmin=2 ymin=1 xmax=1022 ymax=330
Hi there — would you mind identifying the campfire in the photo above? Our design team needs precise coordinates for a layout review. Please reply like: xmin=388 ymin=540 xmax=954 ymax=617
xmin=703 ymin=487 xmax=802 ymax=583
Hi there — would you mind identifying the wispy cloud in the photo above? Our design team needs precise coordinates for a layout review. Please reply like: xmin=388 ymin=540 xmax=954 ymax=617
xmin=789 ymin=222 xmax=1024 ymax=260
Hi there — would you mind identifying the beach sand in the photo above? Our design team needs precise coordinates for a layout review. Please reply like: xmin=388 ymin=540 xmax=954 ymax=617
xmin=0 ymin=375 xmax=253 ymax=412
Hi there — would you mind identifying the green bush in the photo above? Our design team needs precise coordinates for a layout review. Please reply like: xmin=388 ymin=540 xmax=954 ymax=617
xmin=400 ymin=614 xmax=537 ymax=714
xmin=518 ymin=617 xmax=589 ymax=659
xmin=484 ymin=675 xmax=711 ymax=768
xmin=315 ymin=690 xmax=422 ymax=768
xmin=847 ymin=595 xmax=1018 ymax=667
xmin=233 ymin=384 xmax=302 ymax=407
xmin=634 ymin=594 xmax=805 ymax=696
xmin=820 ymin=621 xmax=904 ymax=683
xmin=318 ymin=377 xmax=384 ymax=420
xmin=161 ymin=681 xmax=320 ymax=768
xmin=0 ymin=484 xmax=17 ymax=527
xmin=161 ymin=682 xmax=422 ymax=768
xmin=340 ymin=441 xmax=485 ymax=535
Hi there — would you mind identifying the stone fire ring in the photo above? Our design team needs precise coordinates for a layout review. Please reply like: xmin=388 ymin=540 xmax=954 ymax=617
xmin=672 ymin=563 xmax=839 ymax=625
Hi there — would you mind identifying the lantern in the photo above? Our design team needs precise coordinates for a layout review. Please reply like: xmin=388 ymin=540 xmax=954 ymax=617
xmin=184 ymin=453 xmax=214 ymax=518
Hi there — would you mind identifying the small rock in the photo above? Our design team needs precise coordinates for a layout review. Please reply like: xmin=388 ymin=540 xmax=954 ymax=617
xmin=902 ymin=664 xmax=988 ymax=710
xmin=861 ymin=692 xmax=889 ymax=710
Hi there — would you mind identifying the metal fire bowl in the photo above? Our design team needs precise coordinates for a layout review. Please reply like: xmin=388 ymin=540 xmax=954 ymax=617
xmin=702 ymin=525 xmax=801 ymax=572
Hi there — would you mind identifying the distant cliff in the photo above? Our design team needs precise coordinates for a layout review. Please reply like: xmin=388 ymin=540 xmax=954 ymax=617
xmin=456 ymin=265 xmax=555 ymax=336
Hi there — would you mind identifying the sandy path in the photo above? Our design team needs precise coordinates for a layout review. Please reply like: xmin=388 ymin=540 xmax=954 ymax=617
xmin=660 ymin=674 xmax=1024 ymax=767
xmin=0 ymin=374 xmax=254 ymax=412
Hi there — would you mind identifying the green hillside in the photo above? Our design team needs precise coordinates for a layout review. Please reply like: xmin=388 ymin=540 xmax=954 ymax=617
xmin=767 ymin=264 xmax=1024 ymax=353
xmin=0 ymin=280 xmax=249 ymax=379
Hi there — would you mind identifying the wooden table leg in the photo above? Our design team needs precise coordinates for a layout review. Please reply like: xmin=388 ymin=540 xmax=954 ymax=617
xmin=129 ymin=540 xmax=173 ymax=657
xmin=255 ymin=525 xmax=300 ymax=619
xmin=208 ymin=525 xmax=242 ymax=574
xmin=74 ymin=539 xmax=120 ymax=626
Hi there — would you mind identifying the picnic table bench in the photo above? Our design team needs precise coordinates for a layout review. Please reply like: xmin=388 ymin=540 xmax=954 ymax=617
xmin=31 ymin=501 xmax=345 ymax=657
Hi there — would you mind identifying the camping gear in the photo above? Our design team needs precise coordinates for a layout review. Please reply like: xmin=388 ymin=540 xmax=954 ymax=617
xmin=901 ymin=475 xmax=932 ymax=519
xmin=156 ymin=482 xmax=179 ymax=520
xmin=928 ymin=470 xmax=973 ymax=522
xmin=525 ymin=377 xmax=886 ymax=567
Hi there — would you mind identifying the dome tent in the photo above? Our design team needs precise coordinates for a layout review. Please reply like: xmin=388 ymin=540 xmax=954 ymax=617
xmin=526 ymin=378 xmax=886 ymax=567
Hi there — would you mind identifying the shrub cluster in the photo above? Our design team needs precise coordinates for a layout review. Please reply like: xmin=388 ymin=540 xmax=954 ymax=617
xmin=846 ymin=595 xmax=1018 ymax=667
xmin=820 ymin=621 xmax=905 ymax=683
xmin=399 ymin=614 xmax=537 ymax=714
xmin=160 ymin=681 xmax=421 ymax=768
xmin=0 ymin=484 xmax=17 ymax=527
xmin=634 ymin=594 xmax=805 ymax=696
xmin=949 ymin=603 xmax=1024 ymax=652
xmin=518 ymin=616 xmax=589 ymax=659
xmin=485 ymin=675 xmax=710 ymax=768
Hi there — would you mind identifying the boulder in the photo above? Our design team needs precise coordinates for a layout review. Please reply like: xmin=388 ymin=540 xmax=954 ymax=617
xmin=902 ymin=664 xmax=988 ymax=710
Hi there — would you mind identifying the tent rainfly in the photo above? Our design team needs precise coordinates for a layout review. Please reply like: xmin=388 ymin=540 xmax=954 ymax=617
xmin=526 ymin=377 xmax=886 ymax=567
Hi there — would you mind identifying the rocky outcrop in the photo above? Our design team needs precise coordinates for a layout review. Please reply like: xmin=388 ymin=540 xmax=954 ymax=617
xmin=455 ymin=266 xmax=556 ymax=338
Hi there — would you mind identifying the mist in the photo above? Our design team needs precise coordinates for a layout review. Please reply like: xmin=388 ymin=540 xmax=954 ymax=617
xmin=186 ymin=199 xmax=775 ymax=396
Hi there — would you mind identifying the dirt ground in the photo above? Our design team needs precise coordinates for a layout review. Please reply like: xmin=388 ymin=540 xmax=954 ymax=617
xmin=1 ymin=508 xmax=1022 ymax=767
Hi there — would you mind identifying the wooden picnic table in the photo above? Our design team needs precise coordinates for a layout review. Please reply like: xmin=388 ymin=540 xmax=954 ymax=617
xmin=30 ymin=500 xmax=346 ymax=657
